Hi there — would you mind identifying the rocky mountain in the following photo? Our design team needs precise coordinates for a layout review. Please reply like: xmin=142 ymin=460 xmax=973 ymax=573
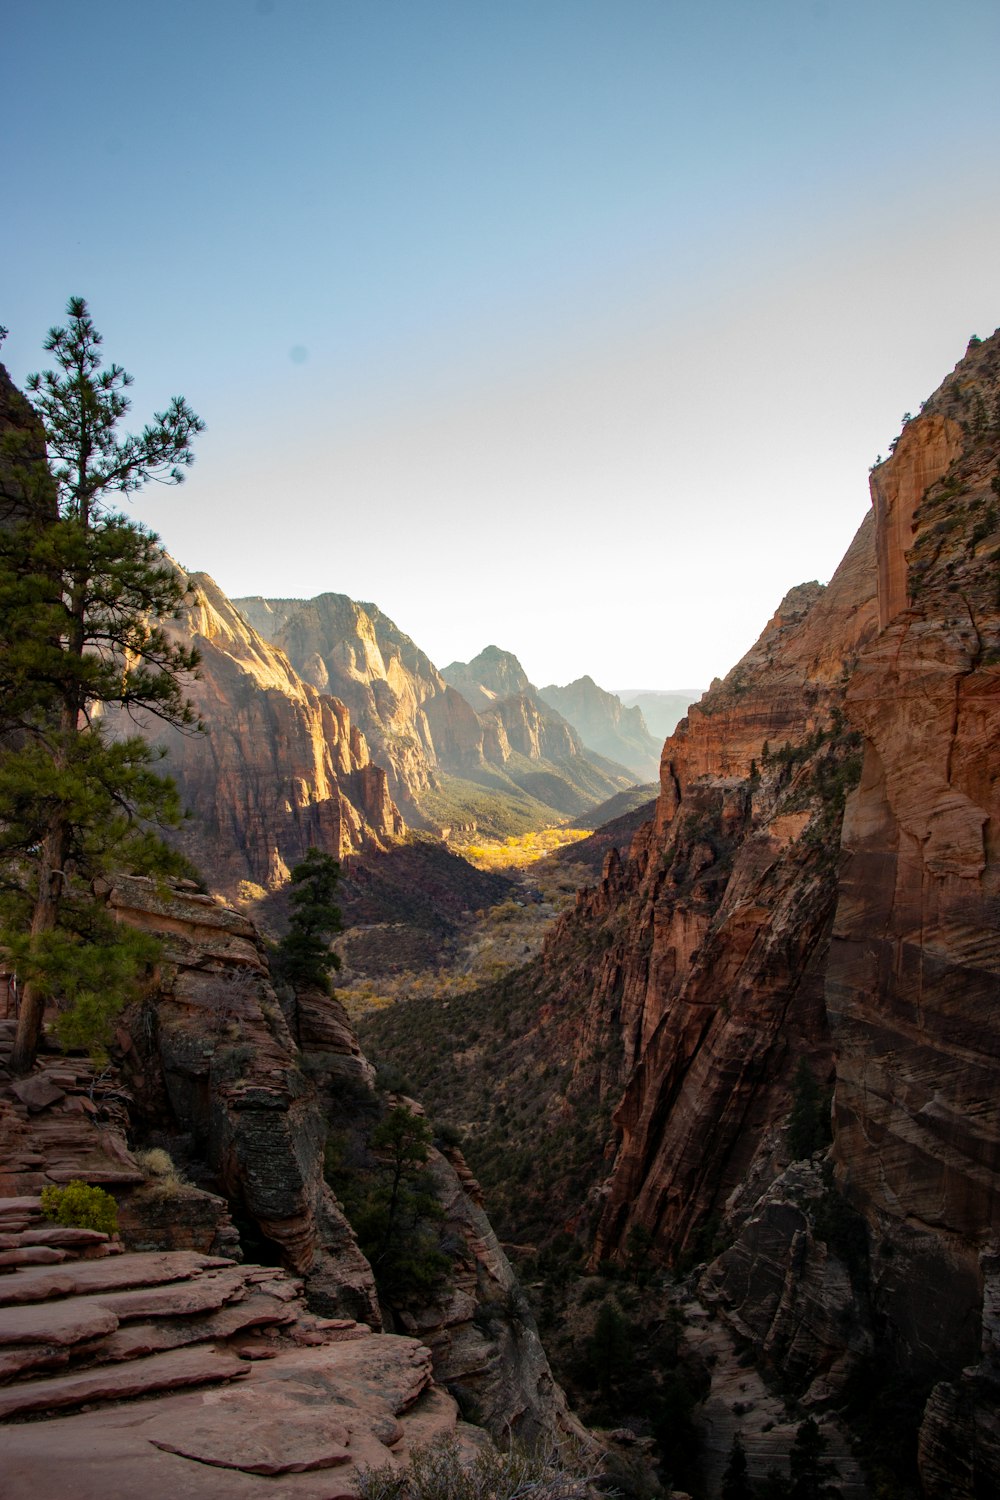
xmin=238 ymin=602 xmax=636 ymax=832
xmin=235 ymin=594 xmax=483 ymax=815
xmin=441 ymin=644 xmax=533 ymax=711
xmin=361 ymin=330 xmax=1000 ymax=1496
xmin=130 ymin=571 xmax=406 ymax=897
xmin=539 ymin=675 xmax=662 ymax=781
xmin=615 ymin=688 xmax=704 ymax=742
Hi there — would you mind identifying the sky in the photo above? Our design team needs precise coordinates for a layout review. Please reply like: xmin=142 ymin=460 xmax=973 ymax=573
xmin=4 ymin=0 xmax=999 ymax=693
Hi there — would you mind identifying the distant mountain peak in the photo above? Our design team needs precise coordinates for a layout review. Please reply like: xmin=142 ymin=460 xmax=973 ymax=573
xmin=442 ymin=646 xmax=533 ymax=708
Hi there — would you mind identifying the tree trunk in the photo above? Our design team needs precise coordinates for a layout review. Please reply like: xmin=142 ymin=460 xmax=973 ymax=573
xmin=9 ymin=822 xmax=66 ymax=1076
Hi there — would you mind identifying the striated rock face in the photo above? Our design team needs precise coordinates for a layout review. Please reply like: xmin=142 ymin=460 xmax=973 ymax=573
xmin=539 ymin=675 xmax=662 ymax=782
xmin=145 ymin=571 xmax=405 ymax=893
xmin=236 ymin=593 xmax=483 ymax=812
xmin=486 ymin=328 xmax=1000 ymax=1493
xmin=576 ymin=505 xmax=879 ymax=1270
xmin=823 ymin=334 xmax=1000 ymax=1494
xmin=109 ymin=874 xmax=382 ymax=1325
xmin=0 ymin=1211 xmax=477 ymax=1500
xmin=392 ymin=1138 xmax=585 ymax=1446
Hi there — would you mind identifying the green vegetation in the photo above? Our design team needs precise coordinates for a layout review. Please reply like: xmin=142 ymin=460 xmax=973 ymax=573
xmin=560 ymin=1293 xmax=703 ymax=1491
xmin=358 ymin=958 xmax=616 ymax=1254
xmin=326 ymin=1102 xmax=451 ymax=1308
xmin=419 ymin=773 xmax=572 ymax=841
xmin=40 ymin=1178 xmax=118 ymax=1236
xmin=1 ymin=298 xmax=203 ymax=1074
xmin=273 ymin=846 xmax=342 ymax=992
xmin=456 ymin=826 xmax=590 ymax=870
xmin=721 ymin=1435 xmax=753 ymax=1500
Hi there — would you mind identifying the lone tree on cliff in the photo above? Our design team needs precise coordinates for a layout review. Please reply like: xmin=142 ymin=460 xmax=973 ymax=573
xmin=1 ymin=298 xmax=203 ymax=1074
xmin=273 ymin=847 xmax=342 ymax=993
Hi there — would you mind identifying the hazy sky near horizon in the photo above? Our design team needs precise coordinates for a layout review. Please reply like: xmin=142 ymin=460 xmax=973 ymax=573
xmin=4 ymin=0 xmax=999 ymax=692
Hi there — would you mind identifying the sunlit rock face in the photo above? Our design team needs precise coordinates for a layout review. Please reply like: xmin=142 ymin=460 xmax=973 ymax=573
xmin=148 ymin=572 xmax=406 ymax=893
xmin=237 ymin=592 xmax=484 ymax=812
xmin=237 ymin=603 xmax=635 ymax=822
xmin=586 ymin=504 xmax=880 ymax=1270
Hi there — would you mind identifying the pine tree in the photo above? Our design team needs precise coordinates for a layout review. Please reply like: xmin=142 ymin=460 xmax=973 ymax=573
xmin=273 ymin=846 xmax=342 ymax=993
xmin=1 ymin=298 xmax=203 ymax=1073
xmin=789 ymin=1416 xmax=839 ymax=1500
xmin=721 ymin=1434 xmax=754 ymax=1500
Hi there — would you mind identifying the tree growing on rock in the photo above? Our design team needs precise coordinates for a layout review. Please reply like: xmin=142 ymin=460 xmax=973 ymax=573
xmin=273 ymin=846 xmax=343 ymax=993
xmin=1 ymin=298 xmax=203 ymax=1074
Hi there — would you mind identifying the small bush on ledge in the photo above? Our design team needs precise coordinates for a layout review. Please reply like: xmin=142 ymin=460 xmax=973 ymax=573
xmin=40 ymin=1179 xmax=118 ymax=1236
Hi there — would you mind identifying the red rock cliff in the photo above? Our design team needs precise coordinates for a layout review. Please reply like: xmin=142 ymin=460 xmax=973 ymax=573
xmin=825 ymin=336 xmax=1000 ymax=1487
xmin=139 ymin=571 xmax=405 ymax=894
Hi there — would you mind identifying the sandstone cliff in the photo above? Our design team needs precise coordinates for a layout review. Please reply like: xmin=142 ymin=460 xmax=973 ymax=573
xmin=0 ymin=875 xmax=584 ymax=1469
xmin=362 ymin=331 xmax=1000 ymax=1495
xmin=111 ymin=876 xmax=580 ymax=1447
xmin=558 ymin=331 xmax=1000 ymax=1493
xmin=236 ymin=593 xmax=484 ymax=813
xmin=141 ymin=572 xmax=405 ymax=894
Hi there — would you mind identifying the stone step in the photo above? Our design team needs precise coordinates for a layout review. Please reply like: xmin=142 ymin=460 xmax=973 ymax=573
xmin=0 ymin=1250 xmax=233 ymax=1307
xmin=0 ymin=1344 xmax=250 ymax=1420
xmin=0 ymin=1296 xmax=120 ymax=1349
xmin=0 ymin=1268 xmax=255 ymax=1350
xmin=0 ymin=1246 xmax=71 ymax=1268
xmin=0 ymin=1227 xmax=110 ymax=1250
xmin=100 ymin=1293 xmax=297 ymax=1362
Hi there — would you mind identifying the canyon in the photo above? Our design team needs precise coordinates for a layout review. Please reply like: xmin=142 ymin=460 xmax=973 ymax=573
xmin=360 ymin=330 xmax=1000 ymax=1497
xmin=2 ymin=324 xmax=1000 ymax=1497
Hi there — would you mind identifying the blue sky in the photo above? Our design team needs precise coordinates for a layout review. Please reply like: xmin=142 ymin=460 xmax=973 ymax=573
xmin=4 ymin=0 xmax=999 ymax=691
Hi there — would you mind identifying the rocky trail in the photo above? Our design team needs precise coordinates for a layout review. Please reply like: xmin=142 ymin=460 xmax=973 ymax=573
xmin=0 ymin=1019 xmax=482 ymax=1499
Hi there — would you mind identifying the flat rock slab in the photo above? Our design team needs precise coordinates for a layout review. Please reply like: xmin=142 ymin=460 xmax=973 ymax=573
xmin=0 ymin=1332 xmax=458 ymax=1499
xmin=0 ymin=1294 xmax=120 ymax=1348
xmin=0 ymin=1198 xmax=42 ymax=1217
xmin=0 ymin=1246 xmax=70 ymax=1267
xmin=90 ymin=1266 xmax=249 ymax=1322
xmin=0 ymin=1226 xmax=108 ymax=1249
xmin=0 ymin=1250 xmax=232 ymax=1305
xmin=100 ymin=1293 xmax=295 ymax=1361
xmin=0 ymin=1345 xmax=71 ymax=1381
xmin=10 ymin=1078 xmax=65 ymax=1112
xmin=0 ymin=1343 xmax=250 ymax=1419
xmin=149 ymin=1393 xmax=353 ymax=1475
